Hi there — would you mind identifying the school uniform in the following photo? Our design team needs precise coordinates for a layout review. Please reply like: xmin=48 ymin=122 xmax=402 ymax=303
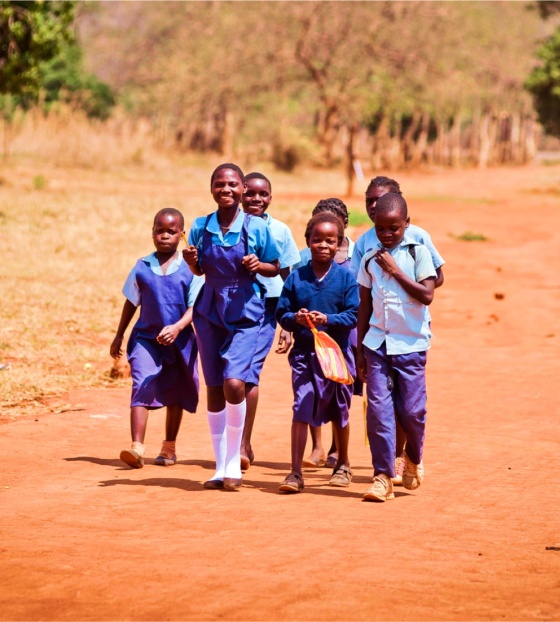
xmin=357 ymin=237 xmax=436 ymax=477
xmin=246 ymin=214 xmax=300 ymax=385
xmin=122 ymin=252 xmax=203 ymax=413
xmin=276 ymin=261 xmax=359 ymax=427
xmin=350 ymin=225 xmax=444 ymax=277
xmin=188 ymin=209 xmax=281 ymax=386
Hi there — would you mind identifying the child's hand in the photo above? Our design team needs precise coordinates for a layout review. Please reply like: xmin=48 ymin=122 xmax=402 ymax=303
xmin=183 ymin=246 xmax=199 ymax=266
xmin=110 ymin=336 xmax=123 ymax=359
xmin=309 ymin=311 xmax=327 ymax=326
xmin=242 ymin=254 xmax=260 ymax=273
xmin=276 ymin=329 xmax=292 ymax=354
xmin=356 ymin=350 xmax=368 ymax=383
xmin=294 ymin=308 xmax=310 ymax=326
xmin=157 ymin=324 xmax=180 ymax=346
xmin=374 ymin=248 xmax=398 ymax=274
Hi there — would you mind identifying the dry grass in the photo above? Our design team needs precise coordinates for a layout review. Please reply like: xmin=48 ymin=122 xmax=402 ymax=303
xmin=0 ymin=111 xmax=368 ymax=420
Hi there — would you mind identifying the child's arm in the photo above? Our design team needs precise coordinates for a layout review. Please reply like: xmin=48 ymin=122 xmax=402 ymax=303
xmin=242 ymin=255 xmax=280 ymax=277
xmin=110 ymin=300 xmax=137 ymax=359
xmin=356 ymin=285 xmax=373 ymax=384
xmin=435 ymin=267 xmax=444 ymax=289
xmin=156 ymin=306 xmax=193 ymax=346
xmin=374 ymin=249 xmax=435 ymax=305
xmin=183 ymin=246 xmax=204 ymax=276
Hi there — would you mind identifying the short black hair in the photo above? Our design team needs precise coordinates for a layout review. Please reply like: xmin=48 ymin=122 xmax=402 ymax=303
xmin=210 ymin=162 xmax=244 ymax=187
xmin=244 ymin=171 xmax=271 ymax=191
xmin=374 ymin=193 xmax=408 ymax=220
xmin=366 ymin=176 xmax=401 ymax=195
xmin=312 ymin=197 xmax=348 ymax=226
xmin=153 ymin=207 xmax=184 ymax=229
xmin=305 ymin=212 xmax=344 ymax=244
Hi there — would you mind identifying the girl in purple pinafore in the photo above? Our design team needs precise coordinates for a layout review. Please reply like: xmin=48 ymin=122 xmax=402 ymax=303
xmin=183 ymin=163 xmax=280 ymax=492
xmin=110 ymin=208 xmax=202 ymax=469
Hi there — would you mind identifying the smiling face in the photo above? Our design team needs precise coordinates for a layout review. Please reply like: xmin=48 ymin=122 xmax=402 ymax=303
xmin=307 ymin=221 xmax=340 ymax=266
xmin=242 ymin=177 xmax=272 ymax=217
xmin=152 ymin=213 xmax=183 ymax=255
xmin=365 ymin=186 xmax=392 ymax=223
xmin=374 ymin=209 xmax=410 ymax=250
xmin=211 ymin=168 xmax=244 ymax=209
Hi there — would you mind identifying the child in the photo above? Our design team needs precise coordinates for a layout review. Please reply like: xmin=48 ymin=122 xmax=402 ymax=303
xmin=276 ymin=212 xmax=359 ymax=493
xmin=184 ymin=163 xmax=281 ymax=491
xmin=350 ymin=176 xmax=445 ymax=289
xmin=356 ymin=193 xmax=436 ymax=502
xmin=110 ymin=208 xmax=202 ymax=469
xmin=293 ymin=198 xmax=359 ymax=470
xmin=352 ymin=176 xmax=444 ymax=484
xmin=240 ymin=172 xmax=300 ymax=470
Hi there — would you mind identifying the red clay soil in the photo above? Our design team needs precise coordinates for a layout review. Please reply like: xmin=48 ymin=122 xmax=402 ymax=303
xmin=1 ymin=165 xmax=560 ymax=621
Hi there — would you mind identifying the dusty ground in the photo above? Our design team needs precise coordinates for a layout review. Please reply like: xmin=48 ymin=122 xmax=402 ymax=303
xmin=1 ymin=164 xmax=560 ymax=621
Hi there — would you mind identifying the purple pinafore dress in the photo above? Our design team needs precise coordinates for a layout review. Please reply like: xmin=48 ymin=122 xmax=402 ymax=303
xmin=127 ymin=259 xmax=199 ymax=412
xmin=194 ymin=213 xmax=265 ymax=387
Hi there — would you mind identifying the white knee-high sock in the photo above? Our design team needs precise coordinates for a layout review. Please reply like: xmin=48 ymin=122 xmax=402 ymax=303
xmin=224 ymin=400 xmax=246 ymax=479
xmin=207 ymin=409 xmax=227 ymax=481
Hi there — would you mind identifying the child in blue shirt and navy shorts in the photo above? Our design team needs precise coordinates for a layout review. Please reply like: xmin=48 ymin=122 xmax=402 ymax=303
xmin=356 ymin=193 xmax=436 ymax=502
xmin=184 ymin=163 xmax=281 ymax=492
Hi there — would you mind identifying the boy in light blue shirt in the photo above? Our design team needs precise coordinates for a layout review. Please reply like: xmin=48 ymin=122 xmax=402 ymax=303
xmin=356 ymin=193 xmax=436 ymax=502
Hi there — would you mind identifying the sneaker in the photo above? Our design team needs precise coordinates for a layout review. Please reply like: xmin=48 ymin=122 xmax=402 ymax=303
xmin=120 ymin=448 xmax=144 ymax=469
xmin=325 ymin=454 xmax=338 ymax=469
xmin=363 ymin=474 xmax=394 ymax=502
xmin=329 ymin=465 xmax=353 ymax=487
xmin=402 ymin=454 xmax=424 ymax=490
xmin=278 ymin=472 xmax=304 ymax=493
xmin=391 ymin=455 xmax=405 ymax=486
xmin=154 ymin=454 xmax=176 ymax=466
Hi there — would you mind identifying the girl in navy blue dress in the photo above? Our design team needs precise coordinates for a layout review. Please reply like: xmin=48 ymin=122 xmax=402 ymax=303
xmin=276 ymin=212 xmax=359 ymax=493
xmin=110 ymin=208 xmax=202 ymax=469
xmin=184 ymin=163 xmax=281 ymax=491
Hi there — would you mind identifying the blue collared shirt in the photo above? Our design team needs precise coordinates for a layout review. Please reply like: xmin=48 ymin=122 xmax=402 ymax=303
xmin=255 ymin=213 xmax=300 ymax=298
xmin=188 ymin=209 xmax=281 ymax=264
xmin=356 ymin=237 xmax=436 ymax=355
xmin=122 ymin=252 xmax=204 ymax=308
xmin=351 ymin=224 xmax=444 ymax=277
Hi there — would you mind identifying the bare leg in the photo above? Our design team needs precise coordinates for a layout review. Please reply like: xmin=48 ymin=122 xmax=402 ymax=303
xmin=207 ymin=385 xmax=226 ymax=412
xmin=165 ymin=405 xmax=183 ymax=442
xmin=291 ymin=421 xmax=309 ymax=476
xmin=326 ymin=423 xmax=339 ymax=467
xmin=130 ymin=406 xmax=149 ymax=443
xmin=303 ymin=425 xmax=326 ymax=466
xmin=332 ymin=421 xmax=350 ymax=469
xmin=241 ymin=383 xmax=257 ymax=467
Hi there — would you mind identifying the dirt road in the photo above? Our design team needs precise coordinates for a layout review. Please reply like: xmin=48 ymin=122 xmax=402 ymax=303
xmin=1 ymin=165 xmax=559 ymax=620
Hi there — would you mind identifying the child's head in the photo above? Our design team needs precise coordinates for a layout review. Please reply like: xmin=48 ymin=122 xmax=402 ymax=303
xmin=242 ymin=172 xmax=272 ymax=217
xmin=365 ymin=176 xmax=401 ymax=222
xmin=152 ymin=208 xmax=184 ymax=254
xmin=305 ymin=212 xmax=344 ymax=265
xmin=312 ymin=197 xmax=349 ymax=229
xmin=374 ymin=193 xmax=410 ymax=250
xmin=210 ymin=163 xmax=245 ymax=208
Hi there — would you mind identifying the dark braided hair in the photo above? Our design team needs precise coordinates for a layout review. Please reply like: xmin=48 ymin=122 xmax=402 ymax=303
xmin=305 ymin=212 xmax=344 ymax=244
xmin=312 ymin=197 xmax=349 ymax=227
xmin=153 ymin=207 xmax=184 ymax=230
xmin=244 ymin=171 xmax=271 ymax=191
xmin=210 ymin=162 xmax=244 ymax=188
xmin=366 ymin=176 xmax=402 ymax=195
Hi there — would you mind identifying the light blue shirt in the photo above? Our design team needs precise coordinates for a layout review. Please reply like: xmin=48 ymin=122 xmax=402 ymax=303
xmin=356 ymin=237 xmax=436 ymax=355
xmin=255 ymin=214 xmax=300 ymax=298
xmin=188 ymin=209 xmax=281 ymax=264
xmin=122 ymin=252 xmax=204 ymax=308
xmin=293 ymin=237 xmax=355 ymax=271
xmin=351 ymin=224 xmax=444 ymax=276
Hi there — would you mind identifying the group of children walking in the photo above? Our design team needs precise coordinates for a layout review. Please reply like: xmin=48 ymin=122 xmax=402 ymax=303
xmin=110 ymin=164 xmax=444 ymax=502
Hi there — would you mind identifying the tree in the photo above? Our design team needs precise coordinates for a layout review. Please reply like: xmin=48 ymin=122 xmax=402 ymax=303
xmin=0 ymin=1 xmax=75 ymax=99
xmin=526 ymin=27 xmax=560 ymax=137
